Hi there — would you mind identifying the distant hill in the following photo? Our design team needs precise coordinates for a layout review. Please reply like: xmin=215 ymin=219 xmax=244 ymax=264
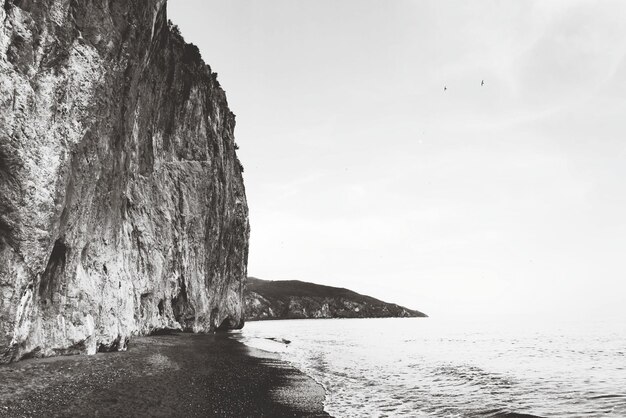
xmin=244 ymin=277 xmax=427 ymax=321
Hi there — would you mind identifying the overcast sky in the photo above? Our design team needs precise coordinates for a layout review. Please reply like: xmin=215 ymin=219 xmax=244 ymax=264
xmin=169 ymin=0 xmax=626 ymax=320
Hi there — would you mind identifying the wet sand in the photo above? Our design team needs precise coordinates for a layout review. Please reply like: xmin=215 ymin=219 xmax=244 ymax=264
xmin=0 ymin=333 xmax=329 ymax=417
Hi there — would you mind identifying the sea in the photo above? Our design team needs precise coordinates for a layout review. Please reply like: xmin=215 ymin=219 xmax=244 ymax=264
xmin=235 ymin=317 xmax=626 ymax=417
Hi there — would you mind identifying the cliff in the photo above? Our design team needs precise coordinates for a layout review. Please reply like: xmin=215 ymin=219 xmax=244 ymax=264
xmin=0 ymin=0 xmax=249 ymax=362
xmin=245 ymin=277 xmax=426 ymax=320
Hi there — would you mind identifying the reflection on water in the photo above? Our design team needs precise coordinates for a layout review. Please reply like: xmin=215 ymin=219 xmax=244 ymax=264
xmin=238 ymin=317 xmax=626 ymax=417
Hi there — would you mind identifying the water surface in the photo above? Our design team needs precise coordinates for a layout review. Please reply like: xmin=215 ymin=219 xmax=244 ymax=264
xmin=238 ymin=317 xmax=626 ymax=417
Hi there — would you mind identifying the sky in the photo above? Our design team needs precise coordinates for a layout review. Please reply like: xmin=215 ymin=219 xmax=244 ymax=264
xmin=169 ymin=0 xmax=626 ymax=320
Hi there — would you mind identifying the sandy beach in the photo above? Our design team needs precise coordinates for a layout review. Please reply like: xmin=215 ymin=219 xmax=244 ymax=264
xmin=0 ymin=333 xmax=329 ymax=417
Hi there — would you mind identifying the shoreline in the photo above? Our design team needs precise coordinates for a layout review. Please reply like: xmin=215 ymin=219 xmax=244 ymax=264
xmin=241 ymin=340 xmax=329 ymax=416
xmin=0 ymin=332 xmax=330 ymax=417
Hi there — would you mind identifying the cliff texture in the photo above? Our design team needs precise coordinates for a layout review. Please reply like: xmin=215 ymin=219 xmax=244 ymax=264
xmin=245 ymin=278 xmax=427 ymax=320
xmin=0 ymin=0 xmax=249 ymax=362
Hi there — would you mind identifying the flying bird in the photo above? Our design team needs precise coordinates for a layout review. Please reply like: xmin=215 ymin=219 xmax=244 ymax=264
xmin=444 ymin=86 xmax=447 ymax=92
xmin=481 ymin=80 xmax=484 ymax=86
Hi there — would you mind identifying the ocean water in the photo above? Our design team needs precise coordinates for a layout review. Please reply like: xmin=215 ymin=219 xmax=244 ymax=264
xmin=236 ymin=317 xmax=626 ymax=417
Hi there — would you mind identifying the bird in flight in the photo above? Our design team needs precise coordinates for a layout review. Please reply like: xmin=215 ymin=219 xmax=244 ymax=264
xmin=481 ymin=80 xmax=484 ymax=86
xmin=444 ymin=86 xmax=447 ymax=92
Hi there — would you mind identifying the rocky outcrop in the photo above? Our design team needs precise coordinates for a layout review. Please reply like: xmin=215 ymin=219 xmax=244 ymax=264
xmin=0 ymin=0 xmax=249 ymax=362
xmin=245 ymin=278 xmax=426 ymax=320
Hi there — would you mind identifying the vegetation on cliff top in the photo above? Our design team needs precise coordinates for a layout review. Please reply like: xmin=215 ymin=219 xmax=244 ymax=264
xmin=245 ymin=277 xmax=427 ymax=320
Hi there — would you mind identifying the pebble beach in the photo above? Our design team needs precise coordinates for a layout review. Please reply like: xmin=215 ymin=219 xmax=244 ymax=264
xmin=0 ymin=332 xmax=328 ymax=417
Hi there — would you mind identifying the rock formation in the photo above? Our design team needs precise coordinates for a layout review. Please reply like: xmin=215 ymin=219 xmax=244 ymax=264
xmin=0 ymin=0 xmax=249 ymax=362
xmin=245 ymin=277 xmax=427 ymax=320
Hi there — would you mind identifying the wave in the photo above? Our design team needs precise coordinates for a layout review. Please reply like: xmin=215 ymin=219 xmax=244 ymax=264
xmin=479 ymin=409 xmax=546 ymax=418
xmin=589 ymin=394 xmax=626 ymax=400
xmin=240 ymin=318 xmax=626 ymax=417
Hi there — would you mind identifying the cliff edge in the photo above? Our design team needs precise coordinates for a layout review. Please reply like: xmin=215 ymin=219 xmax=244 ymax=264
xmin=245 ymin=277 xmax=427 ymax=320
xmin=0 ymin=0 xmax=249 ymax=362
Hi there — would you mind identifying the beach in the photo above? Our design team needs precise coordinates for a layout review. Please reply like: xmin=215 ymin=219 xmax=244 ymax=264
xmin=0 ymin=333 xmax=329 ymax=417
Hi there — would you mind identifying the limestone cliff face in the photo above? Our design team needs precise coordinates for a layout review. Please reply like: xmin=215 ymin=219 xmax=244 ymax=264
xmin=245 ymin=278 xmax=427 ymax=320
xmin=0 ymin=0 xmax=249 ymax=362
